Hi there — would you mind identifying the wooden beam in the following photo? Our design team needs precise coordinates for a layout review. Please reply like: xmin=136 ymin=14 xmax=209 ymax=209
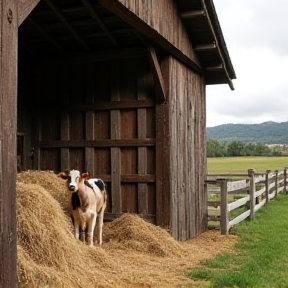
xmin=205 ymin=64 xmax=223 ymax=71
xmin=96 ymin=0 xmax=202 ymax=75
xmin=44 ymin=0 xmax=90 ymax=51
xmin=206 ymin=65 xmax=235 ymax=90
xmin=37 ymin=99 xmax=154 ymax=112
xmin=81 ymin=0 xmax=119 ymax=46
xmin=0 ymin=0 xmax=18 ymax=286
xmin=39 ymin=139 xmax=156 ymax=148
xmin=181 ymin=10 xmax=206 ymax=19
xmin=194 ymin=43 xmax=217 ymax=52
xmin=147 ymin=45 xmax=167 ymax=103
xmin=27 ymin=16 xmax=64 ymax=51
xmin=18 ymin=0 xmax=41 ymax=26
xmin=38 ymin=47 xmax=146 ymax=65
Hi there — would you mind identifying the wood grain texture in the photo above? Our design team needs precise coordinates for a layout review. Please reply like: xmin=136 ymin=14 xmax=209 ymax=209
xmin=0 ymin=0 xmax=18 ymax=286
xmin=18 ymin=0 xmax=40 ymax=26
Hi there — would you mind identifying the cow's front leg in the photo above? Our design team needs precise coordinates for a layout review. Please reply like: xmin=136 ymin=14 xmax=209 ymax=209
xmin=74 ymin=219 xmax=80 ymax=240
xmin=87 ymin=213 xmax=96 ymax=246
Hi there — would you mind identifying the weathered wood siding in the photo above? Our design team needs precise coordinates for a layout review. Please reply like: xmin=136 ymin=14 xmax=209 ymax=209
xmin=157 ymin=56 xmax=207 ymax=240
xmin=118 ymin=0 xmax=199 ymax=65
xmin=0 ymin=0 xmax=18 ymax=286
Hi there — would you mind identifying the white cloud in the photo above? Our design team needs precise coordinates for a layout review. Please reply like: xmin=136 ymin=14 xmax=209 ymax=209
xmin=207 ymin=0 xmax=288 ymax=127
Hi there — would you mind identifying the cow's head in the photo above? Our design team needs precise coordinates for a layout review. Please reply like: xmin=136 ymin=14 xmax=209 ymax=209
xmin=58 ymin=169 xmax=90 ymax=192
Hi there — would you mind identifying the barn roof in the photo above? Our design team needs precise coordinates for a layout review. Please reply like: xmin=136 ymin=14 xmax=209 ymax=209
xmin=177 ymin=0 xmax=236 ymax=89
xmin=19 ymin=0 xmax=235 ymax=89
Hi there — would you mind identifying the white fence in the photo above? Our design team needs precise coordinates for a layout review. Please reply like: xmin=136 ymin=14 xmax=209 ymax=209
xmin=206 ymin=168 xmax=288 ymax=234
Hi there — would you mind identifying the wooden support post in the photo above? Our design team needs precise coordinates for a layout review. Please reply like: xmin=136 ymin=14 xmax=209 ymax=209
xmin=275 ymin=170 xmax=278 ymax=198
xmin=0 ymin=0 xmax=18 ymax=287
xmin=85 ymin=64 xmax=95 ymax=175
xmin=248 ymin=169 xmax=255 ymax=220
xmin=284 ymin=167 xmax=288 ymax=194
xmin=265 ymin=170 xmax=271 ymax=204
xmin=219 ymin=178 xmax=228 ymax=235
xmin=146 ymin=45 xmax=167 ymax=103
xmin=110 ymin=61 xmax=122 ymax=214
xmin=137 ymin=65 xmax=148 ymax=215
xmin=155 ymin=57 xmax=171 ymax=230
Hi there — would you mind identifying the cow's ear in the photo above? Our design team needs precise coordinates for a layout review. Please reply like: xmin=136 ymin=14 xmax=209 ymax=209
xmin=82 ymin=172 xmax=90 ymax=180
xmin=58 ymin=172 xmax=68 ymax=179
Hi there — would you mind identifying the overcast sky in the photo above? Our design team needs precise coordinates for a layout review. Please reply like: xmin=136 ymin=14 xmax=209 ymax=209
xmin=206 ymin=0 xmax=288 ymax=127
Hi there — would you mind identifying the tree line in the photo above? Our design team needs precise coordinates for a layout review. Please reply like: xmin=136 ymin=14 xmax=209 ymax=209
xmin=207 ymin=139 xmax=287 ymax=157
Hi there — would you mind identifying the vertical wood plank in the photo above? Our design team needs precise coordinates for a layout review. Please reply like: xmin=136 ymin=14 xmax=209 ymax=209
xmin=85 ymin=63 xmax=95 ymax=175
xmin=110 ymin=61 xmax=122 ymax=214
xmin=60 ymin=113 xmax=70 ymax=171
xmin=186 ymin=71 xmax=195 ymax=239
xmin=137 ymin=65 xmax=148 ymax=214
xmin=170 ymin=58 xmax=178 ymax=239
xmin=155 ymin=56 xmax=171 ymax=230
xmin=61 ymin=66 xmax=70 ymax=171
xmin=200 ymin=80 xmax=207 ymax=232
xmin=0 ymin=0 xmax=18 ymax=286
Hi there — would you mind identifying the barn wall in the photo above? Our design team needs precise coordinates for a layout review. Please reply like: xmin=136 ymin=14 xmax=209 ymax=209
xmin=118 ymin=0 xmax=199 ymax=66
xmin=18 ymin=54 xmax=208 ymax=240
xmin=18 ymin=55 xmax=157 ymax=222
xmin=167 ymin=56 xmax=207 ymax=240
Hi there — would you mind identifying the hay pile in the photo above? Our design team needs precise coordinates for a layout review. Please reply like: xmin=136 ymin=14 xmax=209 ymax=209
xmin=17 ymin=171 xmax=237 ymax=288
xmin=103 ymin=214 xmax=186 ymax=257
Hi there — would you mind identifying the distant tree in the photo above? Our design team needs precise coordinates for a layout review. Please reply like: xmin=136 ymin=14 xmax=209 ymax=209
xmin=254 ymin=143 xmax=271 ymax=156
xmin=206 ymin=140 xmax=284 ymax=158
xmin=207 ymin=139 xmax=226 ymax=157
xmin=243 ymin=143 xmax=256 ymax=156
xmin=227 ymin=141 xmax=244 ymax=156
xmin=270 ymin=145 xmax=283 ymax=156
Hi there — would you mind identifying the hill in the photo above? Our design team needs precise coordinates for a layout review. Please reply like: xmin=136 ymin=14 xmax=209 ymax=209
xmin=207 ymin=121 xmax=288 ymax=144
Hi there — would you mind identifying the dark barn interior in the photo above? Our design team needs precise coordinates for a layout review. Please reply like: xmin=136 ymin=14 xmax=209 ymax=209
xmin=18 ymin=0 xmax=159 ymax=222
xmin=17 ymin=0 xmax=235 ymax=240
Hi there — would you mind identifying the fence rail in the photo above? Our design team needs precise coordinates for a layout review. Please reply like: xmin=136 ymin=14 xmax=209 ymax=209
xmin=206 ymin=168 xmax=288 ymax=234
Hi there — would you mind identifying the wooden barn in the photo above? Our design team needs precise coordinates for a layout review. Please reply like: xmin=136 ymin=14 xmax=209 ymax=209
xmin=0 ymin=0 xmax=235 ymax=286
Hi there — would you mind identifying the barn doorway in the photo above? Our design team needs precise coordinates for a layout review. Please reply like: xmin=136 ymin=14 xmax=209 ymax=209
xmin=18 ymin=0 xmax=158 ymax=223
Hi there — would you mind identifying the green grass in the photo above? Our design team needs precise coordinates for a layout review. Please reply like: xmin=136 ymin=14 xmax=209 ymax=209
xmin=187 ymin=194 xmax=288 ymax=288
xmin=207 ymin=156 xmax=288 ymax=174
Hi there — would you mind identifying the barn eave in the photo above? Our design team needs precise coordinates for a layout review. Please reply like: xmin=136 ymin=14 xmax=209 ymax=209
xmin=177 ymin=0 xmax=236 ymax=90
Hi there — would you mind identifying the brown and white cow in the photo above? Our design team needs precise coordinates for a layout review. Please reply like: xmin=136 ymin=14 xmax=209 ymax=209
xmin=58 ymin=169 xmax=107 ymax=246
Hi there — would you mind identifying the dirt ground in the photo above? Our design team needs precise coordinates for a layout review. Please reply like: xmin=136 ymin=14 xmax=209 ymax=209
xmin=17 ymin=171 xmax=238 ymax=288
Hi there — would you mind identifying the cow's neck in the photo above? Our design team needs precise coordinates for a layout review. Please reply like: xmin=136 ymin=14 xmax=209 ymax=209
xmin=77 ymin=183 xmax=89 ymax=210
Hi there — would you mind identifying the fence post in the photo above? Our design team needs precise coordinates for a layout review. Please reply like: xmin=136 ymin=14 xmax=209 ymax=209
xmin=265 ymin=170 xmax=271 ymax=204
xmin=275 ymin=170 xmax=278 ymax=198
xmin=248 ymin=169 xmax=255 ymax=220
xmin=219 ymin=178 xmax=228 ymax=235
xmin=284 ymin=167 xmax=288 ymax=194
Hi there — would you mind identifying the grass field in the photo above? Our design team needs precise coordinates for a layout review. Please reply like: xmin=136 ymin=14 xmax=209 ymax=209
xmin=186 ymin=156 xmax=288 ymax=287
xmin=207 ymin=156 xmax=288 ymax=174
xmin=187 ymin=194 xmax=288 ymax=288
